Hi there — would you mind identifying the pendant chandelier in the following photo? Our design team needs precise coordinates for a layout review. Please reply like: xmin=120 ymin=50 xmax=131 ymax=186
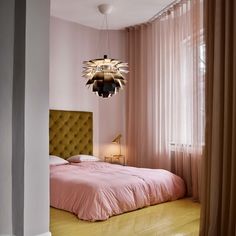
xmin=82 ymin=4 xmax=129 ymax=98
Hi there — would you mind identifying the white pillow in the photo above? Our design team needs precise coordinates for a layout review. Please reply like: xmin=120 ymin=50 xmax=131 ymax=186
xmin=67 ymin=154 xmax=100 ymax=163
xmin=49 ymin=155 xmax=69 ymax=166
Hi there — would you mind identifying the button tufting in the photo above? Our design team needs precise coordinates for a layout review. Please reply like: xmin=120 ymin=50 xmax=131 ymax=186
xmin=50 ymin=111 xmax=93 ymax=157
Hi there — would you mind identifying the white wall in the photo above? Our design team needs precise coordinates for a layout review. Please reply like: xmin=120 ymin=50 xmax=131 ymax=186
xmin=24 ymin=0 xmax=50 ymax=235
xmin=50 ymin=17 xmax=127 ymax=158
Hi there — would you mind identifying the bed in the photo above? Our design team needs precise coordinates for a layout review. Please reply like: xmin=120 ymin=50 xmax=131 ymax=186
xmin=49 ymin=110 xmax=186 ymax=221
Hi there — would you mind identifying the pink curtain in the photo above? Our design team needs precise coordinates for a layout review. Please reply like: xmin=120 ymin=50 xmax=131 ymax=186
xmin=200 ymin=0 xmax=236 ymax=235
xmin=126 ymin=0 xmax=204 ymax=199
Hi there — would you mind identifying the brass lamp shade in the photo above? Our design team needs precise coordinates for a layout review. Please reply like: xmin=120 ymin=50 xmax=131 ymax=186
xmin=82 ymin=5 xmax=129 ymax=98
xmin=112 ymin=134 xmax=122 ymax=155
xmin=82 ymin=55 xmax=128 ymax=98
xmin=112 ymin=134 xmax=122 ymax=144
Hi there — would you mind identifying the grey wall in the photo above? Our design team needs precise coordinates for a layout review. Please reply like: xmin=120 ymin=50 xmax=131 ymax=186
xmin=0 ymin=0 xmax=14 ymax=234
xmin=0 ymin=0 xmax=50 ymax=235
xmin=12 ymin=0 xmax=26 ymax=235
xmin=24 ymin=0 xmax=50 ymax=235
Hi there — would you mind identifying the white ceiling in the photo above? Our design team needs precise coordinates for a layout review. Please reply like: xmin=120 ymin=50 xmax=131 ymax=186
xmin=51 ymin=0 xmax=174 ymax=30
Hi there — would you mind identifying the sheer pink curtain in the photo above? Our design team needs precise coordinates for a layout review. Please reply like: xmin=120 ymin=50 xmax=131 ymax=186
xmin=126 ymin=0 xmax=204 ymax=199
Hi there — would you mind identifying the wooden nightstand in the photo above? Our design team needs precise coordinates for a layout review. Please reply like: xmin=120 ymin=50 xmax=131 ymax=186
xmin=104 ymin=155 xmax=126 ymax=165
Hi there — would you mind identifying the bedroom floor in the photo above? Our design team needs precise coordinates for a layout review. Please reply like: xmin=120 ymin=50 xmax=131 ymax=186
xmin=50 ymin=198 xmax=200 ymax=236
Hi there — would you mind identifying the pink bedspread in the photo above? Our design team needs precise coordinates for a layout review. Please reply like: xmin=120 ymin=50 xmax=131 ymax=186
xmin=50 ymin=162 xmax=186 ymax=221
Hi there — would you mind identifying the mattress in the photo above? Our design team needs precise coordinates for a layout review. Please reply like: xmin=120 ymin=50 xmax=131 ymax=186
xmin=50 ymin=162 xmax=186 ymax=221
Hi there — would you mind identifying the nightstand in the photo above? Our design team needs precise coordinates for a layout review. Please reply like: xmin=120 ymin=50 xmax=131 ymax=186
xmin=104 ymin=155 xmax=126 ymax=165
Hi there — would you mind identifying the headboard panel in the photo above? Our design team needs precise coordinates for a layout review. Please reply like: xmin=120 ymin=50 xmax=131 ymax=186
xmin=49 ymin=110 xmax=93 ymax=159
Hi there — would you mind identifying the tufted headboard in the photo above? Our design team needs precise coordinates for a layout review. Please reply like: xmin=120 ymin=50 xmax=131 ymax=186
xmin=49 ymin=110 xmax=93 ymax=159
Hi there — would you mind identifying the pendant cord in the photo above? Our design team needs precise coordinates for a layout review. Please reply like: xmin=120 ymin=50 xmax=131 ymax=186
xmin=96 ymin=16 xmax=106 ymax=58
xmin=105 ymin=15 xmax=111 ymax=57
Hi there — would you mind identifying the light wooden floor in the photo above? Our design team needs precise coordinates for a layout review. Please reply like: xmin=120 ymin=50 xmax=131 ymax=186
xmin=50 ymin=198 xmax=200 ymax=236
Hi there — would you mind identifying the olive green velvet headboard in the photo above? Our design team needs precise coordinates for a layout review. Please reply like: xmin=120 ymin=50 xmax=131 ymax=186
xmin=49 ymin=110 xmax=93 ymax=159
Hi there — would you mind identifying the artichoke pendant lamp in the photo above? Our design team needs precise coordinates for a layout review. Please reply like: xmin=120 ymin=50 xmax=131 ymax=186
xmin=82 ymin=4 xmax=129 ymax=98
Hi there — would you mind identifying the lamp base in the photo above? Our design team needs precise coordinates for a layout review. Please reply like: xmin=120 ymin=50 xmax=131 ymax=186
xmin=113 ymin=154 xmax=123 ymax=157
xmin=105 ymin=155 xmax=125 ymax=165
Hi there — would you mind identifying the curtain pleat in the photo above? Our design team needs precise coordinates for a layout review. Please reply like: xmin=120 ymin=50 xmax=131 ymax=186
xmin=200 ymin=0 xmax=236 ymax=235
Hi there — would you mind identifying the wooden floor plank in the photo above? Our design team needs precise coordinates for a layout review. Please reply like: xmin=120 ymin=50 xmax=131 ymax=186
xmin=50 ymin=198 xmax=200 ymax=236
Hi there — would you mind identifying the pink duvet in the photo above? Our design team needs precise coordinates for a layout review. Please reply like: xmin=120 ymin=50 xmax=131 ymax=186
xmin=50 ymin=162 xmax=185 ymax=221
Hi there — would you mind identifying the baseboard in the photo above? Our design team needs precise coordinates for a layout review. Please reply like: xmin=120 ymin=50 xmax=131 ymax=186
xmin=0 ymin=234 xmax=15 ymax=236
xmin=0 ymin=232 xmax=51 ymax=236
xmin=0 ymin=235 xmax=15 ymax=236
xmin=0 ymin=235 xmax=14 ymax=236
xmin=36 ymin=232 xmax=51 ymax=236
